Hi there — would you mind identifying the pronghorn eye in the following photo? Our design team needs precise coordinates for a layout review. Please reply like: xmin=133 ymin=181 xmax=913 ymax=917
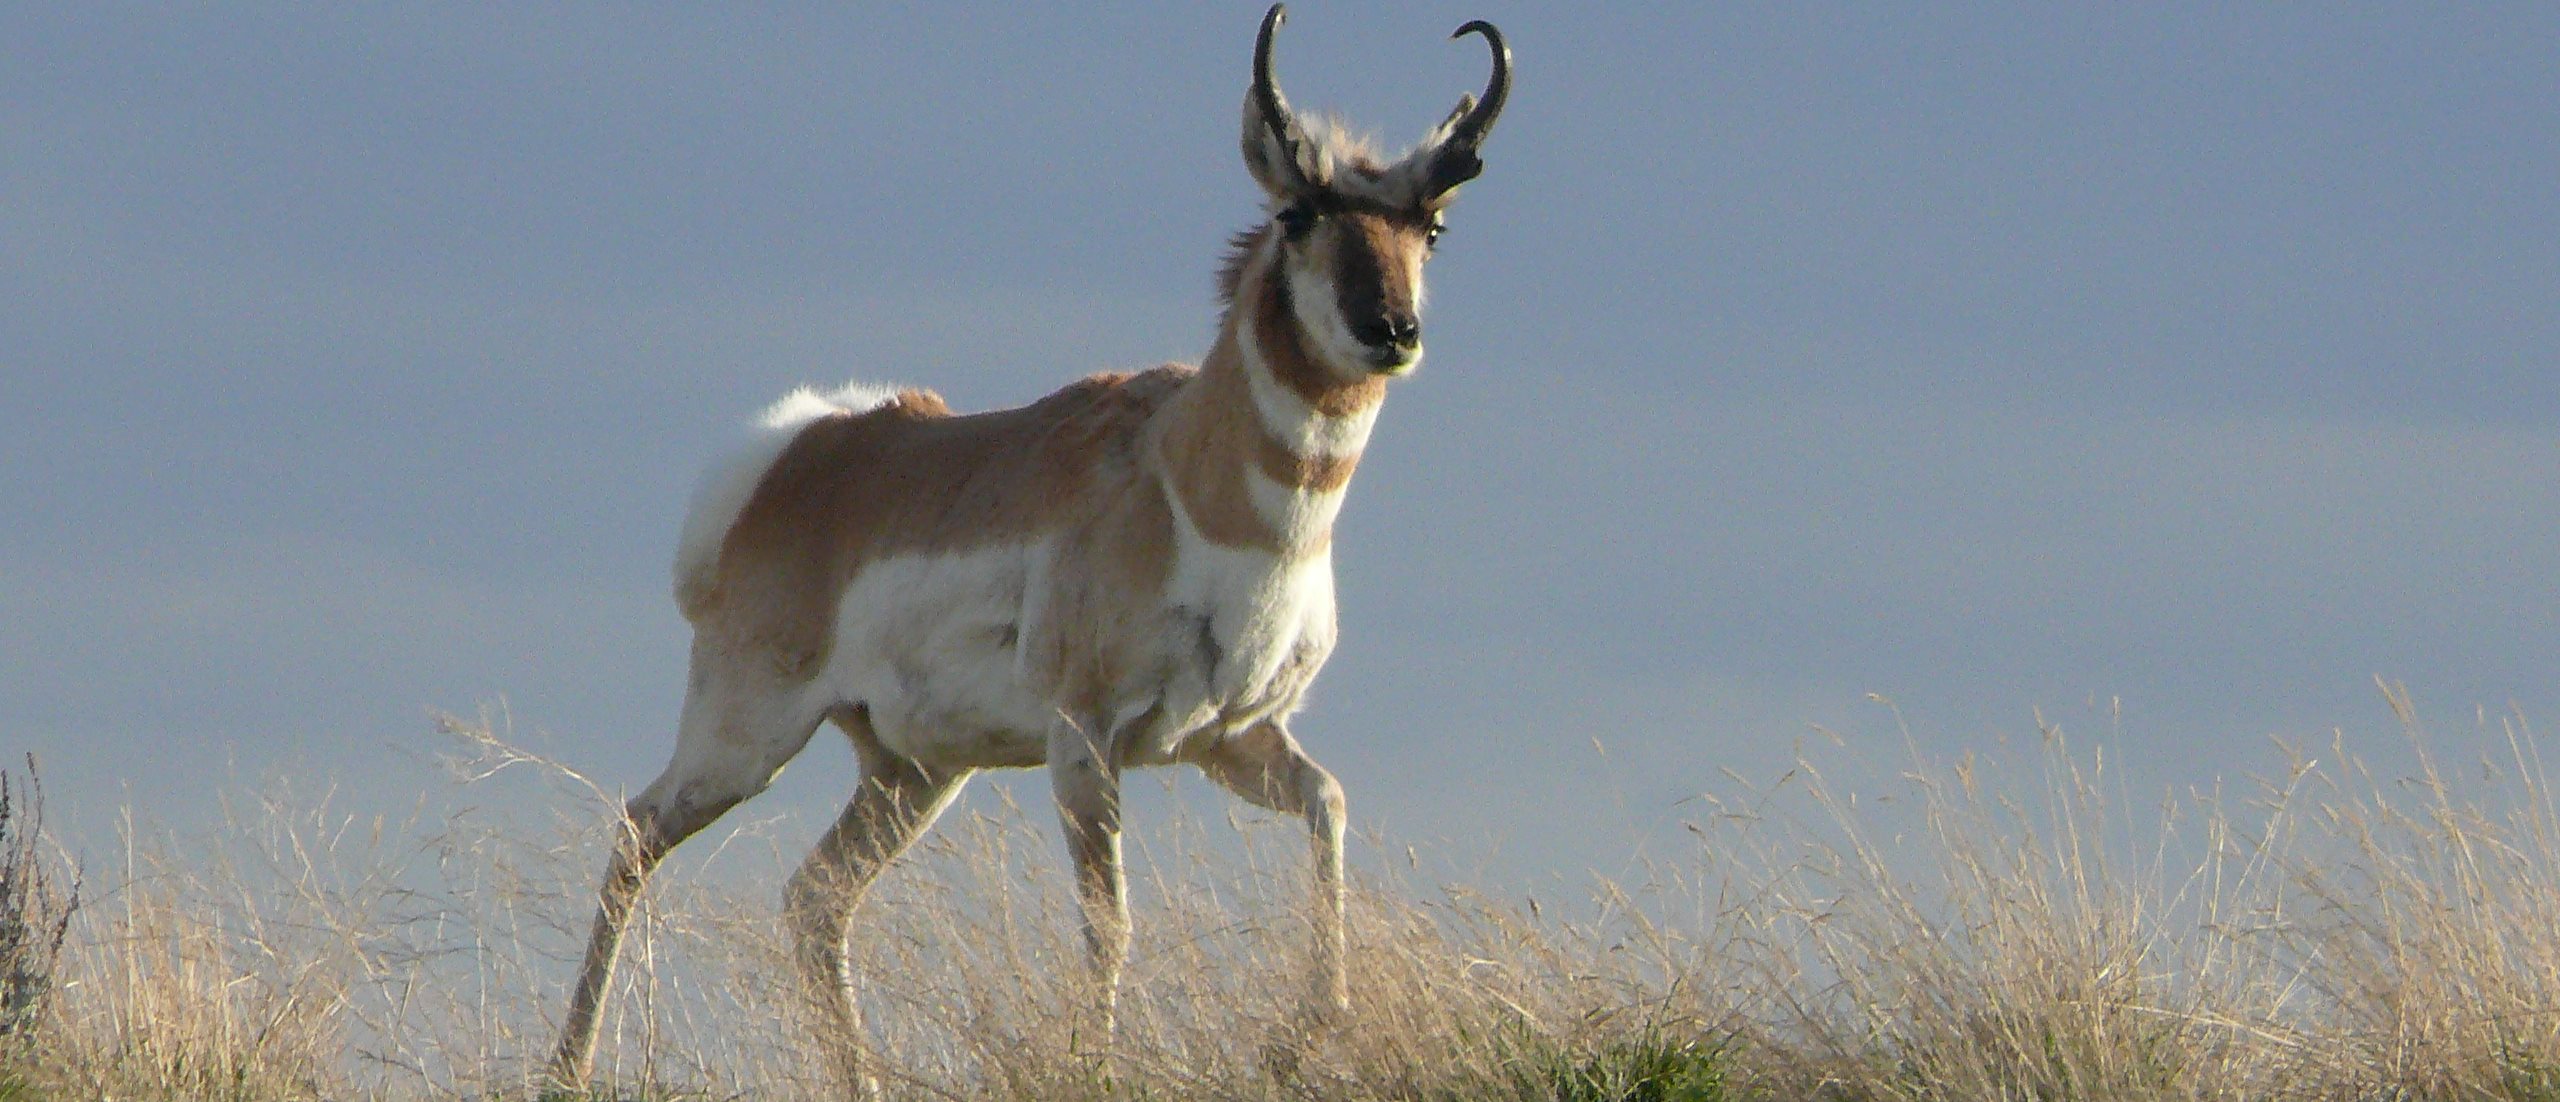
xmin=1425 ymin=220 xmax=1445 ymax=250
xmin=1275 ymin=202 xmax=1319 ymax=239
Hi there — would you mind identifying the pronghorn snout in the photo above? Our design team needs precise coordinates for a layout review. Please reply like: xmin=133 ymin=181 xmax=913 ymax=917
xmin=1350 ymin=312 xmax=1421 ymax=363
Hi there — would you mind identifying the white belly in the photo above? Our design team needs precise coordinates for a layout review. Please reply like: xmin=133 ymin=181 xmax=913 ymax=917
xmin=815 ymin=536 xmax=1338 ymax=771
xmin=819 ymin=546 xmax=1054 ymax=769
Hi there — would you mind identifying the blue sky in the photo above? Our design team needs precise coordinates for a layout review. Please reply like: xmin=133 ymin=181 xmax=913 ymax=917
xmin=5 ymin=5 xmax=2556 ymax=888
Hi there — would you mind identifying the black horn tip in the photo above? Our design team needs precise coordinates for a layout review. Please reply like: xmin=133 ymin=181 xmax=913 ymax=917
xmin=1252 ymin=4 xmax=1293 ymax=142
xmin=1255 ymin=4 xmax=1287 ymax=73
xmin=1441 ymin=17 xmax=1510 ymax=155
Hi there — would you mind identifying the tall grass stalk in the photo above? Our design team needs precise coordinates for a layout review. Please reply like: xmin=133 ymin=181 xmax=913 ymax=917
xmin=2 ymin=756 xmax=78 ymax=1048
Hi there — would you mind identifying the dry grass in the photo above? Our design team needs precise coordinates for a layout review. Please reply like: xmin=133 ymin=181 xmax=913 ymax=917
xmin=5 ymin=684 xmax=2559 ymax=1100
xmin=2 ymin=757 xmax=78 ymax=1046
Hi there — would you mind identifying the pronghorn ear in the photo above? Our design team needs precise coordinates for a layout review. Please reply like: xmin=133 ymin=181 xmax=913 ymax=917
xmin=1240 ymin=92 xmax=1319 ymax=200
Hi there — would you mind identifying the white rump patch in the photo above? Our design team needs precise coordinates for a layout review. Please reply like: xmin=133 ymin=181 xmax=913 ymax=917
xmin=672 ymin=381 xmax=906 ymax=611
xmin=756 ymin=380 xmax=904 ymax=433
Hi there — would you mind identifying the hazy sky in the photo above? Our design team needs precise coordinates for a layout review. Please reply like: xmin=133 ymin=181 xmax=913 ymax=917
xmin=5 ymin=5 xmax=2556 ymax=889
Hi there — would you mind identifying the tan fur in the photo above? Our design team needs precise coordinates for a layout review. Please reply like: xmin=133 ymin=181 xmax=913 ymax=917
xmin=1157 ymin=349 xmax=1286 ymax=552
xmin=697 ymin=232 xmax=1383 ymax=684
xmin=698 ymin=371 xmax=1188 ymax=679
xmin=1024 ymin=410 xmax=1186 ymax=722
xmin=1257 ymin=426 xmax=1358 ymax=491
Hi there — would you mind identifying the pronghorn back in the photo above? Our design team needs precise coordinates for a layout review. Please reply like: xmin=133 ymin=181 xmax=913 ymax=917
xmin=681 ymin=368 xmax=1192 ymax=688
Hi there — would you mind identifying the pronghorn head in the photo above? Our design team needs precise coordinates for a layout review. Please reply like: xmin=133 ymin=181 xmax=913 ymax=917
xmin=1238 ymin=3 xmax=1509 ymax=380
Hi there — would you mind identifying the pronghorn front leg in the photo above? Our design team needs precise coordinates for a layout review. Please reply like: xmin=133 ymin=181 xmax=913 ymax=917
xmin=1048 ymin=713 xmax=1129 ymax=1048
xmin=1196 ymin=720 xmax=1349 ymax=1022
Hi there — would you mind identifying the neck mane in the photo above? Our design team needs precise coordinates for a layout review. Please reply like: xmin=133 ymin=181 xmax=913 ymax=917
xmin=1154 ymin=224 xmax=1385 ymax=556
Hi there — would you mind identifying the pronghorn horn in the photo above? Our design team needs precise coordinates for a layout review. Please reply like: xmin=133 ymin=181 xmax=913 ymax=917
xmin=1449 ymin=20 xmax=1511 ymax=147
xmin=1427 ymin=19 xmax=1510 ymax=195
xmin=1252 ymin=4 xmax=1300 ymax=171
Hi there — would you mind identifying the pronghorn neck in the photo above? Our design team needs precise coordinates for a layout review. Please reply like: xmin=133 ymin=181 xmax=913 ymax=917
xmin=1229 ymin=224 xmax=1390 ymax=459
xmin=1154 ymin=225 xmax=1384 ymax=556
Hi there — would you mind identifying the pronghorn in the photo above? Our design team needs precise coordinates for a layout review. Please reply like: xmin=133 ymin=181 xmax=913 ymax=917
xmin=549 ymin=5 xmax=1508 ymax=1089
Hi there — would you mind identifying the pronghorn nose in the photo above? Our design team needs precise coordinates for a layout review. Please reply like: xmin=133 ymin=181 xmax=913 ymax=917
xmin=1353 ymin=313 xmax=1420 ymax=350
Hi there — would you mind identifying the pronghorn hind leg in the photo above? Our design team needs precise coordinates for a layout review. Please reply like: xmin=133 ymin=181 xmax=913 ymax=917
xmin=1048 ymin=714 xmax=1129 ymax=1056
xmin=548 ymin=655 xmax=827 ymax=1090
xmin=1195 ymin=721 xmax=1349 ymax=1022
xmin=785 ymin=707 xmax=971 ymax=1099
xmin=549 ymin=796 xmax=704 ymax=1090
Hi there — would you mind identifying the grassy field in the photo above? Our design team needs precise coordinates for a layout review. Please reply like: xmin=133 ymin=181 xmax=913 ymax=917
xmin=7 ymin=684 xmax=2560 ymax=1100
